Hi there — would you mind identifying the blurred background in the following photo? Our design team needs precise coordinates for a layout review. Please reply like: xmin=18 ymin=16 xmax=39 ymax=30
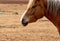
xmin=0 ymin=0 xmax=28 ymax=25
xmin=0 ymin=0 xmax=28 ymax=4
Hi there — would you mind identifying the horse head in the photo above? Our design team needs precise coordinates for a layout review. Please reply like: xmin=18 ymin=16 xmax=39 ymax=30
xmin=20 ymin=0 xmax=47 ymax=26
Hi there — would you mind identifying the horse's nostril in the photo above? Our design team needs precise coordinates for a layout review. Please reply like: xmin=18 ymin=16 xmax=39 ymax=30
xmin=22 ymin=19 xmax=28 ymax=26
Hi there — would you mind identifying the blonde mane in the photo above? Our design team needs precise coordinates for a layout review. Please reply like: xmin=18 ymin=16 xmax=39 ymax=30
xmin=47 ymin=0 xmax=60 ymax=15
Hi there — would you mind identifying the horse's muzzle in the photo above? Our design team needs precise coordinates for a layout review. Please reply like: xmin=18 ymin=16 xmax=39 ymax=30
xmin=22 ymin=19 xmax=28 ymax=26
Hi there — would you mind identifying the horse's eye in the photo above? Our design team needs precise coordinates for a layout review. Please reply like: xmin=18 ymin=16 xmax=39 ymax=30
xmin=32 ymin=5 xmax=37 ymax=8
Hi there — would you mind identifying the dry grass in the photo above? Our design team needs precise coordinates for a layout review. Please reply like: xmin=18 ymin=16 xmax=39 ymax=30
xmin=0 ymin=4 xmax=59 ymax=41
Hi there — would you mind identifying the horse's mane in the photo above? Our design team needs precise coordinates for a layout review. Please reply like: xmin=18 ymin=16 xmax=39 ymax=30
xmin=47 ymin=0 xmax=60 ymax=15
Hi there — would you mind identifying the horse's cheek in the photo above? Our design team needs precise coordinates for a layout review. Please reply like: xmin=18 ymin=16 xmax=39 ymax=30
xmin=35 ymin=10 xmax=44 ymax=19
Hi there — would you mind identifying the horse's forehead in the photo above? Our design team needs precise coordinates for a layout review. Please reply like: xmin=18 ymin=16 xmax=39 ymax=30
xmin=29 ymin=0 xmax=35 ymax=3
xmin=28 ymin=0 xmax=38 ymax=4
xmin=27 ymin=0 xmax=35 ymax=8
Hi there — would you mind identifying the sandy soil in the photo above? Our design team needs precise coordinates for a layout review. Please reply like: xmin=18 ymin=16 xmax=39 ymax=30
xmin=0 ymin=4 xmax=60 ymax=41
xmin=0 ymin=0 xmax=28 ymax=4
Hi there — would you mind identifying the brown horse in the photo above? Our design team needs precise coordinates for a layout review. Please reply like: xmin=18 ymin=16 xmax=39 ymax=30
xmin=20 ymin=0 xmax=60 ymax=34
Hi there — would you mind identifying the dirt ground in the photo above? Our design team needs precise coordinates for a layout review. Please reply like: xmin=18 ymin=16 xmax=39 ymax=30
xmin=0 ymin=4 xmax=60 ymax=41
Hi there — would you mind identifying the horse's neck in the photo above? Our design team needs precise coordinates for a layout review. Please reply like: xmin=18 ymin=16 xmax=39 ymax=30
xmin=45 ymin=0 xmax=60 ymax=27
xmin=45 ymin=8 xmax=60 ymax=34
